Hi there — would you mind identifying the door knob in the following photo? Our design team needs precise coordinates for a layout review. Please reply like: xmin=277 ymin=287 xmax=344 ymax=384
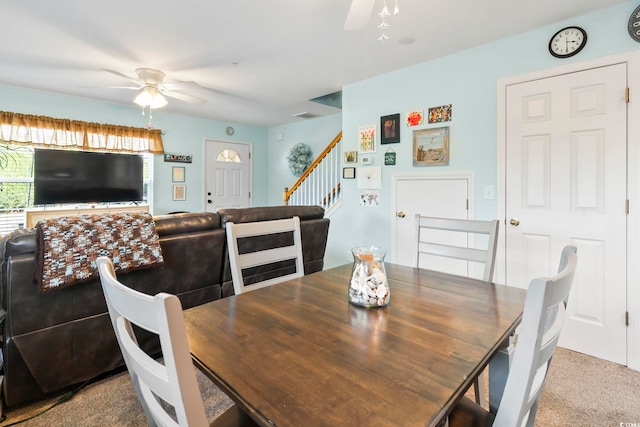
xmin=509 ymin=218 xmax=520 ymax=226
xmin=397 ymin=211 xmax=406 ymax=218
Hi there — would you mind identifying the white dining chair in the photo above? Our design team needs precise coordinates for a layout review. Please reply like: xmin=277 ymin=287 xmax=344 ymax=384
xmin=96 ymin=256 xmax=256 ymax=427
xmin=226 ymin=216 xmax=304 ymax=295
xmin=414 ymin=215 xmax=499 ymax=407
xmin=447 ymin=245 xmax=578 ymax=427
xmin=414 ymin=215 xmax=499 ymax=282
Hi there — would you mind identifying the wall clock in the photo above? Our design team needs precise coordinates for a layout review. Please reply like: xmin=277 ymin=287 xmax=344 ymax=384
xmin=629 ymin=4 xmax=640 ymax=43
xmin=548 ymin=26 xmax=587 ymax=58
xmin=226 ymin=126 xmax=235 ymax=135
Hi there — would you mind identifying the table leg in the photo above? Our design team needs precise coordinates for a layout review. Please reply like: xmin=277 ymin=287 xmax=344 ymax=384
xmin=488 ymin=336 xmax=515 ymax=414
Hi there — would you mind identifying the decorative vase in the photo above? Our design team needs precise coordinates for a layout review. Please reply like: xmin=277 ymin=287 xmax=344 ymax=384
xmin=349 ymin=246 xmax=389 ymax=308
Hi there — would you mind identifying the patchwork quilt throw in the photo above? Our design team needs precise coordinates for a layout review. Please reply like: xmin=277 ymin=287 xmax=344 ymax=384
xmin=35 ymin=211 xmax=164 ymax=292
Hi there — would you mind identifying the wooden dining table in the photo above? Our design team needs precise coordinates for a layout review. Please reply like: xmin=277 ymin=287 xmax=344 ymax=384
xmin=183 ymin=262 xmax=527 ymax=427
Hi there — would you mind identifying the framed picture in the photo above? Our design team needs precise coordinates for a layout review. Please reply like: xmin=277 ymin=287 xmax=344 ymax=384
xmin=406 ymin=110 xmax=424 ymax=127
xmin=413 ymin=126 xmax=450 ymax=166
xmin=173 ymin=185 xmax=186 ymax=201
xmin=380 ymin=113 xmax=400 ymax=144
xmin=172 ymin=166 xmax=185 ymax=182
xmin=358 ymin=125 xmax=376 ymax=153
xmin=344 ymin=151 xmax=358 ymax=163
xmin=343 ymin=167 xmax=356 ymax=179
xmin=428 ymin=104 xmax=452 ymax=123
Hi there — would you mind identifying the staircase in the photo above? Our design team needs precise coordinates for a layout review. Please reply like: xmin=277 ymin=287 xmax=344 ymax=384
xmin=283 ymin=132 xmax=342 ymax=216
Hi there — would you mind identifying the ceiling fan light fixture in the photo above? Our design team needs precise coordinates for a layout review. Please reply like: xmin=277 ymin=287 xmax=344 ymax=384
xmin=134 ymin=87 xmax=168 ymax=109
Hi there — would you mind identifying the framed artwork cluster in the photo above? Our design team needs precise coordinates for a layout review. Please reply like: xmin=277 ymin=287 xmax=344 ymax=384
xmin=172 ymin=166 xmax=186 ymax=201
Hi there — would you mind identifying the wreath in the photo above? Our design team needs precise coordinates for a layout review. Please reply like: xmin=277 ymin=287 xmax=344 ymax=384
xmin=287 ymin=143 xmax=314 ymax=177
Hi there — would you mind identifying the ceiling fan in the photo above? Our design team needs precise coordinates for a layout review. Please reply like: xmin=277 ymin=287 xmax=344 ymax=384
xmin=100 ymin=68 xmax=208 ymax=108
xmin=344 ymin=0 xmax=399 ymax=33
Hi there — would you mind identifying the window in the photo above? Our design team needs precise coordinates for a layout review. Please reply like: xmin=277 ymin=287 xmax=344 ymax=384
xmin=0 ymin=144 xmax=154 ymax=235
xmin=216 ymin=149 xmax=242 ymax=163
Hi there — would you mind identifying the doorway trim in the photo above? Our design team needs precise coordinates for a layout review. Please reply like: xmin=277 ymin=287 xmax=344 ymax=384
xmin=496 ymin=50 xmax=640 ymax=370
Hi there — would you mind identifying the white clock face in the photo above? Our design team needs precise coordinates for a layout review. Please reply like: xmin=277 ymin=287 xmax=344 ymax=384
xmin=549 ymin=27 xmax=587 ymax=58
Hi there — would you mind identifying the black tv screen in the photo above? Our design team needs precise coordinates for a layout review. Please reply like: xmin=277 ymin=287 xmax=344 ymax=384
xmin=34 ymin=149 xmax=144 ymax=205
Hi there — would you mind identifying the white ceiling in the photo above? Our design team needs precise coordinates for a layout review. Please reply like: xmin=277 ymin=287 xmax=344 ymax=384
xmin=0 ymin=0 xmax=628 ymax=127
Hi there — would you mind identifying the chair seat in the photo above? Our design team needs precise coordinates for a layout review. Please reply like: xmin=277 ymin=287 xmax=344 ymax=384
xmin=448 ymin=397 xmax=495 ymax=427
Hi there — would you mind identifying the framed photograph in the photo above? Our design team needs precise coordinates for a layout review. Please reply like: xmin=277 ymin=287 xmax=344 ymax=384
xmin=172 ymin=166 xmax=185 ymax=182
xmin=428 ymin=104 xmax=452 ymax=123
xmin=413 ymin=126 xmax=450 ymax=166
xmin=358 ymin=125 xmax=376 ymax=153
xmin=343 ymin=167 xmax=356 ymax=179
xmin=381 ymin=113 xmax=400 ymax=144
xmin=344 ymin=151 xmax=358 ymax=163
xmin=173 ymin=185 xmax=186 ymax=201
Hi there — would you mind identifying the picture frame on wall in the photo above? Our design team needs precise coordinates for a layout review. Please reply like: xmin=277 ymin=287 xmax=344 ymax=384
xmin=172 ymin=166 xmax=185 ymax=182
xmin=380 ymin=113 xmax=400 ymax=144
xmin=412 ymin=126 xmax=450 ymax=166
xmin=358 ymin=125 xmax=376 ymax=153
xmin=344 ymin=151 xmax=358 ymax=163
xmin=173 ymin=185 xmax=186 ymax=201
xmin=343 ymin=167 xmax=356 ymax=179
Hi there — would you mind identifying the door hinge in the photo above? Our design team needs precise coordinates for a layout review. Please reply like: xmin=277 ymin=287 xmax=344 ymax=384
xmin=626 ymin=311 xmax=630 ymax=327
xmin=626 ymin=199 xmax=630 ymax=214
xmin=626 ymin=87 xmax=630 ymax=103
xmin=466 ymin=199 xmax=469 ymax=210
xmin=249 ymin=191 xmax=251 ymax=198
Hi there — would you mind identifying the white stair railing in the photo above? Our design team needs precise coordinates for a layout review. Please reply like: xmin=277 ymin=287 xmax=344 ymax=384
xmin=284 ymin=132 xmax=342 ymax=215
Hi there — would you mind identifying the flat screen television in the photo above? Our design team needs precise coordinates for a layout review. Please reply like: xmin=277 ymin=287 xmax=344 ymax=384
xmin=34 ymin=149 xmax=144 ymax=205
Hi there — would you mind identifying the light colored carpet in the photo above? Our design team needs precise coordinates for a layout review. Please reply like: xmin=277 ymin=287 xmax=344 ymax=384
xmin=2 ymin=347 xmax=640 ymax=426
xmin=1 ymin=366 xmax=234 ymax=426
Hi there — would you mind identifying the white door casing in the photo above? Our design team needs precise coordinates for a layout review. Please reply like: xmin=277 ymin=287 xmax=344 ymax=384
xmin=392 ymin=172 xmax=472 ymax=276
xmin=204 ymin=140 xmax=252 ymax=212
xmin=498 ymin=51 xmax=640 ymax=370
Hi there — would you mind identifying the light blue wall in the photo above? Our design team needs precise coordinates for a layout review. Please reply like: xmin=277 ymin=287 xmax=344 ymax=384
xmin=267 ymin=113 xmax=342 ymax=206
xmin=0 ymin=85 xmax=269 ymax=213
xmin=269 ymin=1 xmax=640 ymax=269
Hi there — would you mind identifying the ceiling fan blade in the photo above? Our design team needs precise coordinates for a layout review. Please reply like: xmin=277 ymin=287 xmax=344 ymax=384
xmin=102 ymin=68 xmax=140 ymax=84
xmin=344 ymin=0 xmax=376 ymax=31
xmin=161 ymin=81 xmax=202 ymax=91
xmin=81 ymin=85 xmax=141 ymax=90
xmin=162 ymin=89 xmax=207 ymax=105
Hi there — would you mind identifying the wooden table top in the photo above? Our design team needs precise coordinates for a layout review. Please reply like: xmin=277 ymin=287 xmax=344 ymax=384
xmin=183 ymin=263 xmax=526 ymax=427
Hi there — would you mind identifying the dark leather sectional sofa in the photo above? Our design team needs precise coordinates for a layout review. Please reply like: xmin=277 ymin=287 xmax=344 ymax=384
xmin=0 ymin=205 xmax=329 ymax=407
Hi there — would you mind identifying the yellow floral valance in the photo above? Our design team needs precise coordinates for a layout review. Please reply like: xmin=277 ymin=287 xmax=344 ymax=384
xmin=0 ymin=111 xmax=164 ymax=154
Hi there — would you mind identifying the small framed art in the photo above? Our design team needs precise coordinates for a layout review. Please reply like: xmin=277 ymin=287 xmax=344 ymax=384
xmin=413 ymin=126 xmax=450 ymax=166
xmin=358 ymin=125 xmax=376 ymax=153
xmin=381 ymin=113 xmax=400 ymax=144
xmin=172 ymin=166 xmax=185 ymax=182
xmin=344 ymin=151 xmax=358 ymax=163
xmin=173 ymin=185 xmax=186 ymax=201
xmin=343 ymin=167 xmax=356 ymax=179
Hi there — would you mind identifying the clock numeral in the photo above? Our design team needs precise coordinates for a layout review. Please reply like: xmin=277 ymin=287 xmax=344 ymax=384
xmin=634 ymin=21 xmax=640 ymax=28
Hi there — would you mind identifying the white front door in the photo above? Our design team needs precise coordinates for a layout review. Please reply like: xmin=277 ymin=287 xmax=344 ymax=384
xmin=204 ymin=140 xmax=251 ymax=212
xmin=505 ymin=63 xmax=627 ymax=364
xmin=392 ymin=174 xmax=470 ymax=275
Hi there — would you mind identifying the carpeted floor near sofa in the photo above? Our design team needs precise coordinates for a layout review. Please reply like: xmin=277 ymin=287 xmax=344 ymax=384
xmin=2 ymin=347 xmax=639 ymax=426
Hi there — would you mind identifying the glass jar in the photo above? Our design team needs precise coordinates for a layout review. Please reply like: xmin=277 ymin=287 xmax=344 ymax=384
xmin=349 ymin=246 xmax=390 ymax=308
